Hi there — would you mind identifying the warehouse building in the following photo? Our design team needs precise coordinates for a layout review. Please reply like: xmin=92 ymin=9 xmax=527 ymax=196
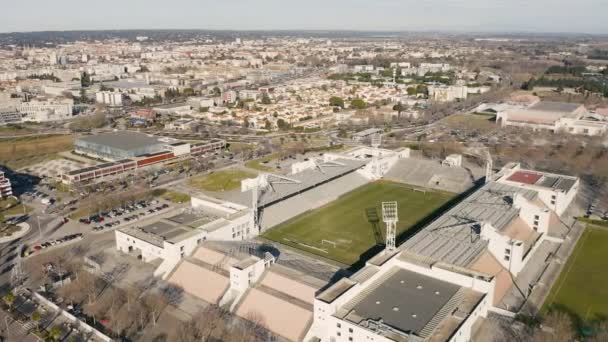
xmin=64 ymin=138 xmax=225 ymax=184
xmin=496 ymin=101 xmax=608 ymax=136
xmin=74 ymin=131 xmax=166 ymax=161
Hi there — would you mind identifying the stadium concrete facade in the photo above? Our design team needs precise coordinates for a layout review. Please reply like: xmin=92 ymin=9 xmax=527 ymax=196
xmin=113 ymin=145 xmax=579 ymax=341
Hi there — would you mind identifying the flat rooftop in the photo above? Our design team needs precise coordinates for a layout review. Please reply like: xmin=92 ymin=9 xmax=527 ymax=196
xmin=529 ymin=101 xmax=582 ymax=113
xmin=212 ymin=158 xmax=366 ymax=208
xmin=504 ymin=169 xmax=578 ymax=193
xmin=76 ymin=131 xmax=163 ymax=151
xmin=400 ymin=182 xmax=538 ymax=267
xmin=119 ymin=221 xmax=192 ymax=247
xmin=166 ymin=211 xmax=219 ymax=228
xmin=341 ymin=267 xmax=461 ymax=336
xmin=507 ymin=171 xmax=542 ymax=185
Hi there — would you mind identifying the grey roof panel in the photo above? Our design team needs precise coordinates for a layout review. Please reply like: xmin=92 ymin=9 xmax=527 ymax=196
xmin=529 ymin=101 xmax=581 ymax=113
xmin=76 ymin=131 xmax=163 ymax=152
xmin=348 ymin=268 xmax=460 ymax=335
xmin=400 ymin=182 xmax=537 ymax=267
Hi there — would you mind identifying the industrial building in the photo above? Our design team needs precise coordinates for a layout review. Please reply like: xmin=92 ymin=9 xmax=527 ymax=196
xmin=74 ymin=131 xmax=167 ymax=161
xmin=496 ymin=101 xmax=608 ymax=136
xmin=64 ymin=134 xmax=225 ymax=184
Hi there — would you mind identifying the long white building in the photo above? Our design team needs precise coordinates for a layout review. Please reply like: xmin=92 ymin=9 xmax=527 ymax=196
xmin=496 ymin=101 xmax=608 ymax=136
xmin=95 ymin=91 xmax=123 ymax=107
xmin=18 ymin=98 xmax=73 ymax=122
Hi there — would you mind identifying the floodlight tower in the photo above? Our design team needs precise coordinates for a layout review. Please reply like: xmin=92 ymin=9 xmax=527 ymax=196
xmin=382 ymin=201 xmax=398 ymax=251
xmin=251 ymin=183 xmax=259 ymax=233
xmin=371 ymin=133 xmax=382 ymax=178
xmin=485 ymin=151 xmax=493 ymax=184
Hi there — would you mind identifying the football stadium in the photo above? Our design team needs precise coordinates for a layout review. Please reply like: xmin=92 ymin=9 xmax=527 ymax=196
xmin=262 ymin=181 xmax=454 ymax=265
xmin=116 ymin=143 xmax=583 ymax=342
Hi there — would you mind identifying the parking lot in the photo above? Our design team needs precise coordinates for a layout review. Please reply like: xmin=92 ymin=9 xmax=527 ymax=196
xmin=80 ymin=199 xmax=171 ymax=232
xmin=22 ymin=158 xmax=95 ymax=180
xmin=24 ymin=198 xmax=176 ymax=258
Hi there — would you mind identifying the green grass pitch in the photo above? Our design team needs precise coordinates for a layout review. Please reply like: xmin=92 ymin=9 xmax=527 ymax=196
xmin=543 ymin=226 xmax=608 ymax=323
xmin=262 ymin=181 xmax=455 ymax=265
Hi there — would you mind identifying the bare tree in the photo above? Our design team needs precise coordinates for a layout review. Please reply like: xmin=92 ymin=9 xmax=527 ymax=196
xmin=533 ymin=311 xmax=576 ymax=342
xmin=144 ymin=292 xmax=168 ymax=326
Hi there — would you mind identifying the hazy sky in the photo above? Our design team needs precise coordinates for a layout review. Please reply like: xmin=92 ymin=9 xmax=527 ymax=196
xmin=2 ymin=0 xmax=607 ymax=34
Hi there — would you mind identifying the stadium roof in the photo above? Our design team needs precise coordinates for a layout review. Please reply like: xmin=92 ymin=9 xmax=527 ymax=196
xmin=400 ymin=182 xmax=537 ymax=267
xmin=528 ymin=101 xmax=582 ymax=113
xmin=76 ymin=131 xmax=163 ymax=151
xmin=212 ymin=158 xmax=367 ymax=208
xmin=337 ymin=267 xmax=479 ymax=339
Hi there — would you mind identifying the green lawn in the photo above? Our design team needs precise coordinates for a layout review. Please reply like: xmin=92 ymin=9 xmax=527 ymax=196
xmin=161 ymin=190 xmax=191 ymax=204
xmin=245 ymin=154 xmax=278 ymax=172
xmin=0 ymin=134 xmax=73 ymax=169
xmin=0 ymin=198 xmax=31 ymax=216
xmin=262 ymin=181 xmax=454 ymax=265
xmin=543 ymin=226 xmax=608 ymax=323
xmin=188 ymin=169 xmax=256 ymax=192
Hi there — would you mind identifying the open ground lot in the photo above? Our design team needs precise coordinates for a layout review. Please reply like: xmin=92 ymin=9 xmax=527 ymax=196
xmin=543 ymin=225 xmax=608 ymax=324
xmin=188 ymin=169 xmax=255 ymax=192
xmin=0 ymin=134 xmax=74 ymax=169
xmin=262 ymin=181 xmax=454 ymax=265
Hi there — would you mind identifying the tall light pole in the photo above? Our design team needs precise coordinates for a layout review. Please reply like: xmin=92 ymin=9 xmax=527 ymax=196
xmin=37 ymin=216 xmax=42 ymax=239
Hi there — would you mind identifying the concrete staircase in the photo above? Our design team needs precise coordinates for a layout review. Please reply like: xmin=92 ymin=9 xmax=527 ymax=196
xmin=419 ymin=287 xmax=468 ymax=338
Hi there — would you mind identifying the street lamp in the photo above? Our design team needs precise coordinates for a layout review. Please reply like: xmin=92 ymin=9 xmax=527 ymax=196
xmin=37 ymin=216 xmax=42 ymax=239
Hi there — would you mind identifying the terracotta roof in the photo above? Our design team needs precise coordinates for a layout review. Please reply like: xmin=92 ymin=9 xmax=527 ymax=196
xmin=506 ymin=171 xmax=542 ymax=185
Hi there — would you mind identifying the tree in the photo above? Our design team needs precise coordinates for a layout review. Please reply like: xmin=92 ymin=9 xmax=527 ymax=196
xmin=277 ymin=118 xmax=289 ymax=130
xmin=350 ymin=97 xmax=367 ymax=110
xmin=532 ymin=311 xmax=576 ymax=342
xmin=329 ymin=96 xmax=345 ymax=108
xmin=31 ymin=311 xmax=42 ymax=329
xmin=49 ymin=325 xmax=62 ymax=341
xmin=145 ymin=293 xmax=168 ymax=326
xmin=3 ymin=292 xmax=15 ymax=310
xmin=81 ymin=72 xmax=91 ymax=87
xmin=264 ymin=119 xmax=272 ymax=130
xmin=393 ymin=102 xmax=406 ymax=117
xmin=260 ymin=93 xmax=272 ymax=105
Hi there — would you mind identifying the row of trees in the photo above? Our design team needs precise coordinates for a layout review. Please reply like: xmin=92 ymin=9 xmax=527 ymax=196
xmin=522 ymin=77 xmax=608 ymax=96
xmin=329 ymin=96 xmax=367 ymax=109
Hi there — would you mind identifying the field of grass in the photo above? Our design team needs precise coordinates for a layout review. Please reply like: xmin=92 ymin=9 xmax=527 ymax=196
xmin=262 ymin=181 xmax=454 ymax=265
xmin=159 ymin=190 xmax=191 ymax=204
xmin=0 ymin=134 xmax=74 ymax=169
xmin=188 ymin=169 xmax=256 ymax=192
xmin=245 ymin=153 xmax=278 ymax=172
xmin=0 ymin=198 xmax=31 ymax=216
xmin=543 ymin=226 xmax=608 ymax=323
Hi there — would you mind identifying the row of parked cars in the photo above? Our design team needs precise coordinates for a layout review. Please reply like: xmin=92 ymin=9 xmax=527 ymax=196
xmin=28 ymin=233 xmax=84 ymax=255
xmin=90 ymin=202 xmax=171 ymax=232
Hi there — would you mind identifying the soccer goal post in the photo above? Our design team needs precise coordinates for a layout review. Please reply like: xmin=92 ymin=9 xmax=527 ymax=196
xmin=321 ymin=239 xmax=337 ymax=248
